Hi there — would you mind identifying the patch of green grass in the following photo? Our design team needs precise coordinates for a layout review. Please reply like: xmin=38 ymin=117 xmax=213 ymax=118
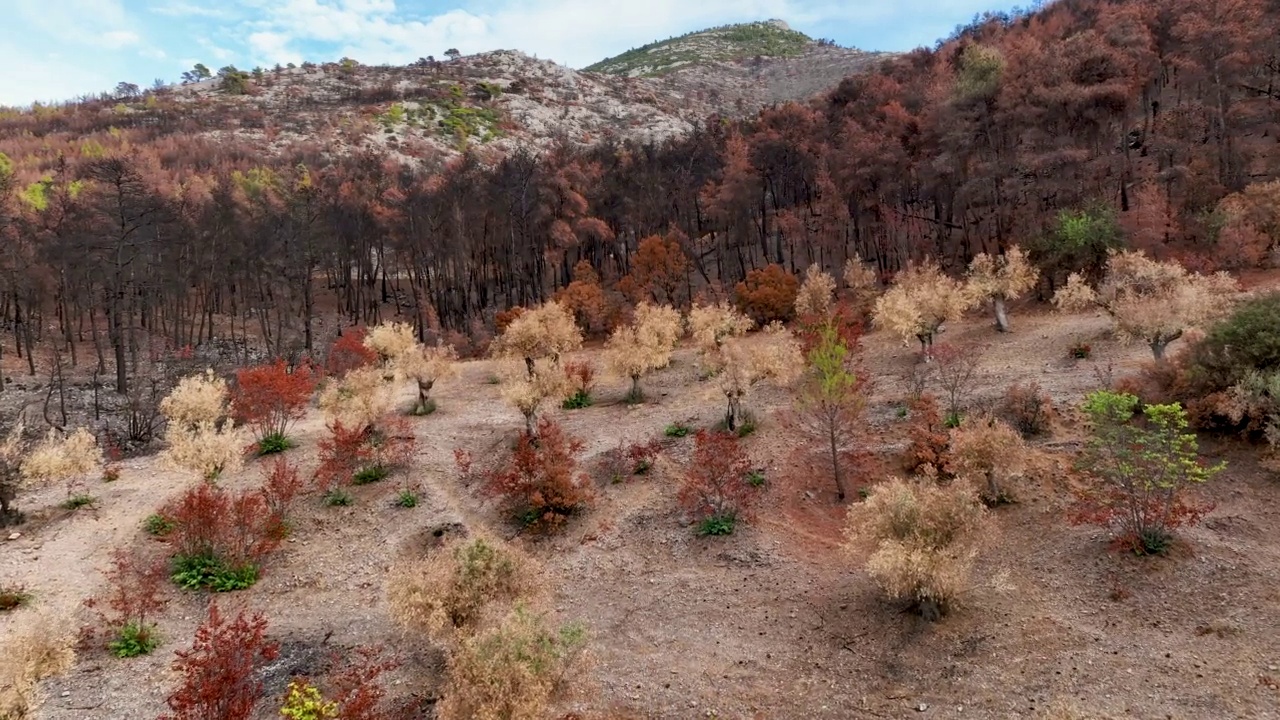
xmin=62 ymin=494 xmax=96 ymax=510
xmin=171 ymin=554 xmax=258 ymax=592
xmin=109 ymin=622 xmax=161 ymax=658
xmin=143 ymin=513 xmax=176 ymax=537
xmin=324 ymin=489 xmax=353 ymax=507
xmin=0 ymin=585 xmax=32 ymax=612
xmin=746 ymin=470 xmax=766 ymax=488
xmin=395 ymin=489 xmax=419 ymax=508
xmin=257 ymin=432 xmax=294 ymax=456
xmin=352 ymin=465 xmax=390 ymax=485
xmin=944 ymin=412 xmax=963 ymax=429
xmin=697 ymin=513 xmax=737 ymax=536
xmin=664 ymin=422 xmax=692 ymax=438
xmin=411 ymin=398 xmax=438 ymax=416
xmin=896 ymin=405 xmax=909 ymax=419
xmin=561 ymin=390 xmax=592 ymax=410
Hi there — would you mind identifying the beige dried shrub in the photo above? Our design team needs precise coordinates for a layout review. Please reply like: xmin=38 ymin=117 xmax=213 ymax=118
xmin=0 ymin=423 xmax=28 ymax=521
xmin=687 ymin=301 xmax=753 ymax=368
xmin=364 ymin=321 xmax=418 ymax=364
xmin=159 ymin=369 xmax=228 ymax=430
xmin=603 ymin=302 xmax=683 ymax=402
xmin=873 ymin=259 xmax=975 ymax=356
xmin=388 ymin=535 xmax=540 ymax=642
xmin=317 ymin=365 xmax=394 ymax=431
xmin=0 ymin=613 xmax=76 ymax=720
xmin=396 ymin=342 xmax=460 ymax=413
xmin=1053 ymin=250 xmax=1239 ymax=360
xmin=436 ymin=606 xmax=587 ymax=720
xmin=842 ymin=254 xmax=880 ymax=313
xmin=794 ymin=264 xmax=837 ymax=318
xmin=19 ymin=427 xmax=103 ymax=496
xmin=161 ymin=420 xmax=248 ymax=481
xmin=966 ymin=245 xmax=1039 ymax=332
xmin=947 ymin=417 xmax=1027 ymax=503
xmin=498 ymin=359 xmax=573 ymax=436
xmin=711 ymin=323 xmax=804 ymax=431
xmin=492 ymin=301 xmax=583 ymax=374
xmin=846 ymin=476 xmax=987 ymax=620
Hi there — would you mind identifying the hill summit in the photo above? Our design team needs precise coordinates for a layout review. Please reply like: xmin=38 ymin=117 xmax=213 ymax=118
xmin=584 ymin=20 xmax=818 ymax=77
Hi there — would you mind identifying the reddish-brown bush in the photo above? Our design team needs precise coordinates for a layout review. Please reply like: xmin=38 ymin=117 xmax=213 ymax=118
xmin=230 ymin=359 xmax=317 ymax=444
xmin=794 ymin=300 xmax=864 ymax=357
xmin=618 ymin=231 xmax=689 ymax=306
xmin=902 ymin=395 xmax=951 ymax=475
xmin=678 ymin=430 xmax=756 ymax=532
xmin=554 ymin=261 xmax=611 ymax=335
xmin=258 ymin=458 xmax=303 ymax=537
xmin=325 ymin=327 xmax=377 ymax=377
xmin=597 ymin=439 xmax=662 ymax=483
xmin=82 ymin=547 xmax=169 ymax=655
xmin=315 ymin=417 xmax=415 ymax=491
xmin=1000 ymin=381 xmax=1055 ymax=437
xmin=326 ymin=645 xmax=400 ymax=720
xmin=163 ymin=483 xmax=281 ymax=580
xmin=734 ymin=263 xmax=800 ymax=324
xmin=160 ymin=602 xmax=279 ymax=720
xmin=494 ymin=307 xmax=526 ymax=335
xmin=486 ymin=418 xmax=594 ymax=529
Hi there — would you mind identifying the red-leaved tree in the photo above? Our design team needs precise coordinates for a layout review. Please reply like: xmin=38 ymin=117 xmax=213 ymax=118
xmin=314 ymin=417 xmax=415 ymax=492
xmin=160 ymin=602 xmax=279 ymax=720
xmin=678 ymin=430 xmax=756 ymax=535
xmin=734 ymin=263 xmax=800 ymax=324
xmin=325 ymin=327 xmax=377 ymax=377
xmin=230 ymin=359 xmax=317 ymax=450
xmin=162 ymin=483 xmax=281 ymax=590
xmin=486 ymin=418 xmax=594 ymax=529
xmin=82 ymin=546 xmax=170 ymax=656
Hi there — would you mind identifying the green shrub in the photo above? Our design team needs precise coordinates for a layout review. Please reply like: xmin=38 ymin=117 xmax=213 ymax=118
xmin=698 ymin=513 xmax=737 ymax=536
xmin=62 ymin=494 xmax=96 ymax=510
xmin=561 ymin=390 xmax=592 ymax=410
xmin=280 ymin=680 xmax=338 ymax=719
xmin=143 ymin=513 xmax=176 ymax=536
xmin=109 ymin=621 xmax=161 ymax=658
xmin=664 ymin=422 xmax=691 ymax=438
xmin=944 ymin=412 xmax=963 ymax=429
xmin=1190 ymin=292 xmax=1280 ymax=389
xmin=323 ymin=489 xmax=353 ymax=506
xmin=257 ymin=432 xmax=294 ymax=456
xmin=746 ymin=470 xmax=766 ymax=488
xmin=352 ymin=465 xmax=390 ymax=485
xmin=395 ymin=490 xmax=419 ymax=508
xmin=171 ymin=554 xmax=258 ymax=592
xmin=411 ymin=398 xmax=438 ymax=416
xmin=0 ymin=584 xmax=31 ymax=612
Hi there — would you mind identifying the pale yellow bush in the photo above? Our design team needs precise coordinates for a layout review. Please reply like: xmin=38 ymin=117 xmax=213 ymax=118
xmin=843 ymin=254 xmax=880 ymax=312
xmin=0 ymin=423 xmax=27 ymax=520
xmin=364 ymin=321 xmax=418 ymax=363
xmin=687 ymin=301 xmax=753 ymax=368
xmin=1053 ymin=250 xmax=1239 ymax=359
xmin=317 ymin=365 xmax=394 ymax=431
xmin=19 ymin=427 xmax=103 ymax=494
xmin=159 ymin=369 xmax=228 ymax=430
xmin=712 ymin=323 xmax=803 ymax=431
xmin=0 ymin=613 xmax=75 ymax=720
xmin=395 ymin=343 xmax=460 ymax=413
xmin=603 ymin=302 xmax=683 ymax=401
xmin=873 ymin=260 xmax=975 ymax=354
xmin=388 ymin=535 xmax=540 ymax=641
xmin=794 ymin=264 xmax=837 ymax=318
xmin=161 ymin=419 xmax=248 ymax=481
xmin=436 ymin=606 xmax=586 ymax=720
xmin=966 ymin=245 xmax=1039 ymax=332
xmin=498 ymin=359 xmax=572 ymax=435
xmin=948 ymin=417 xmax=1027 ymax=503
xmin=492 ymin=301 xmax=582 ymax=373
xmin=846 ymin=476 xmax=987 ymax=619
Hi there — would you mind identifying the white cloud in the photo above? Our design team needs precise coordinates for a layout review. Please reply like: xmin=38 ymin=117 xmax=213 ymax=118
xmin=102 ymin=30 xmax=143 ymax=49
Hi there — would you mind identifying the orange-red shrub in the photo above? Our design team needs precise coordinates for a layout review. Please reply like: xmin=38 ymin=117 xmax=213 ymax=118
xmin=734 ymin=263 xmax=800 ymax=324
xmin=999 ymin=381 xmax=1054 ymax=437
xmin=325 ymin=327 xmax=377 ymax=377
xmin=315 ymin=418 xmax=415 ymax=491
xmin=902 ymin=395 xmax=951 ymax=475
xmin=677 ymin=430 xmax=756 ymax=526
xmin=81 ymin=547 xmax=169 ymax=654
xmin=494 ymin=307 xmax=526 ymax=335
xmin=160 ymin=602 xmax=278 ymax=720
xmin=486 ymin=418 xmax=594 ymax=529
xmin=163 ymin=483 xmax=281 ymax=574
xmin=230 ymin=359 xmax=317 ymax=442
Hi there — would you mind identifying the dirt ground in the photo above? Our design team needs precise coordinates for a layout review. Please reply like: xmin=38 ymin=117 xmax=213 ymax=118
xmin=3 ymin=301 xmax=1280 ymax=720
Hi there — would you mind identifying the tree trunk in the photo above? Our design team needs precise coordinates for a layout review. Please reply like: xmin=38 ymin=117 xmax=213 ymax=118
xmin=829 ymin=425 xmax=845 ymax=501
xmin=993 ymin=297 xmax=1011 ymax=333
xmin=523 ymin=410 xmax=536 ymax=437
xmin=112 ymin=305 xmax=128 ymax=395
xmin=725 ymin=395 xmax=739 ymax=432
xmin=629 ymin=374 xmax=642 ymax=403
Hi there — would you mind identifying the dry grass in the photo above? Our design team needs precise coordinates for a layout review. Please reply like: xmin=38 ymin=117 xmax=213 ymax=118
xmin=0 ymin=613 xmax=76 ymax=720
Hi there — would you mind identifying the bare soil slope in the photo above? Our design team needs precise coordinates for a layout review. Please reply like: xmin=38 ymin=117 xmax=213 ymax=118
xmin=4 ymin=304 xmax=1279 ymax=719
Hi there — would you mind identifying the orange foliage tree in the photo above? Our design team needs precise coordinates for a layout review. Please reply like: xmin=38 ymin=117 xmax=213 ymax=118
xmin=325 ymin=327 xmax=377 ymax=377
xmin=485 ymin=418 xmax=594 ymax=530
xmin=735 ymin=263 xmax=800 ymax=324
xmin=553 ymin=260 xmax=610 ymax=335
xmin=230 ymin=359 xmax=317 ymax=452
xmin=618 ymin=230 xmax=689 ymax=306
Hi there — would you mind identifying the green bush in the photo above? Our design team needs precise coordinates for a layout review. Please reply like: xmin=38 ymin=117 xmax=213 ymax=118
xmin=395 ymin=490 xmax=419 ymax=508
xmin=412 ymin=398 xmax=438 ymax=416
xmin=323 ymin=489 xmax=353 ymax=506
xmin=1190 ymin=292 xmax=1280 ymax=389
xmin=746 ymin=470 xmax=766 ymax=488
xmin=352 ymin=465 xmax=390 ymax=485
xmin=698 ymin=513 xmax=737 ymax=536
xmin=257 ymin=432 xmax=294 ymax=455
xmin=561 ymin=390 xmax=592 ymax=410
xmin=62 ymin=494 xmax=96 ymax=510
xmin=110 ymin=621 xmax=161 ymax=658
xmin=0 ymin=584 xmax=31 ymax=612
xmin=171 ymin=554 xmax=258 ymax=592
xmin=143 ymin=513 xmax=176 ymax=536
xmin=664 ymin=422 xmax=692 ymax=438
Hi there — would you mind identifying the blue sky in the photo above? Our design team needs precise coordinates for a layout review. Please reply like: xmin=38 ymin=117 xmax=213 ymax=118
xmin=0 ymin=0 xmax=1019 ymax=106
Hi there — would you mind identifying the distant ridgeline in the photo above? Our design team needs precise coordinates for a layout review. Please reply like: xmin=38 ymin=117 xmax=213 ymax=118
xmin=584 ymin=20 xmax=818 ymax=77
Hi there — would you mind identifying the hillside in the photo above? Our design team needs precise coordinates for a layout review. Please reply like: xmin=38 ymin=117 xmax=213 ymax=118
xmin=585 ymin=19 xmax=816 ymax=76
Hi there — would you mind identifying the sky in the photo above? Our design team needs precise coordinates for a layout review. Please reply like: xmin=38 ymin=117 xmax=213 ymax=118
xmin=0 ymin=0 xmax=1022 ymax=107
